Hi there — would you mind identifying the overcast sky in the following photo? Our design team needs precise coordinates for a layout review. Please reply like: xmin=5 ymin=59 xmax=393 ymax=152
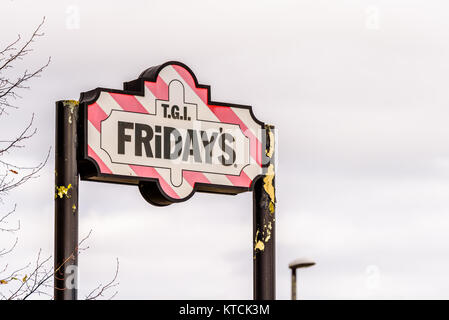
xmin=1 ymin=0 xmax=449 ymax=299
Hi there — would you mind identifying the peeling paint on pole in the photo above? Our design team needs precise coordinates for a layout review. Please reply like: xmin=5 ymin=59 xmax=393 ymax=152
xmin=63 ymin=100 xmax=79 ymax=124
xmin=253 ymin=125 xmax=276 ymax=300
xmin=54 ymin=100 xmax=79 ymax=300
xmin=55 ymin=183 xmax=72 ymax=199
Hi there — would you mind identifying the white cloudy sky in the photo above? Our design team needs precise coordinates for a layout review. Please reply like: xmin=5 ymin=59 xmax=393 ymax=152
xmin=1 ymin=0 xmax=449 ymax=299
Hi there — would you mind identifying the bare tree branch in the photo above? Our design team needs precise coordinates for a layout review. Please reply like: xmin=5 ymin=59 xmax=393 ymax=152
xmin=0 ymin=17 xmax=51 ymax=203
xmin=0 ymin=204 xmax=20 ymax=233
xmin=0 ymin=114 xmax=36 ymax=155
xmin=85 ymin=258 xmax=120 ymax=300
xmin=1 ymin=229 xmax=120 ymax=300
xmin=0 ymin=237 xmax=18 ymax=257
xmin=0 ymin=147 xmax=50 ymax=197
xmin=0 ymin=17 xmax=119 ymax=300
xmin=0 ymin=17 xmax=45 ymax=71
xmin=0 ymin=17 xmax=50 ymax=114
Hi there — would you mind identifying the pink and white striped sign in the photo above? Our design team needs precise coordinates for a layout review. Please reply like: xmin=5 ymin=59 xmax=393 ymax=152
xmin=79 ymin=62 xmax=265 ymax=205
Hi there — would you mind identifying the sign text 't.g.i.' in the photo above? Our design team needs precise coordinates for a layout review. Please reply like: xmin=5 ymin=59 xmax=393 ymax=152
xmin=78 ymin=62 xmax=267 ymax=205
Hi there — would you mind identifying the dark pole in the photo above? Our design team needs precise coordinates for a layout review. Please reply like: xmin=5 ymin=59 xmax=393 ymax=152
xmin=253 ymin=125 xmax=276 ymax=300
xmin=289 ymin=259 xmax=316 ymax=300
xmin=291 ymin=268 xmax=297 ymax=300
xmin=54 ymin=100 xmax=79 ymax=300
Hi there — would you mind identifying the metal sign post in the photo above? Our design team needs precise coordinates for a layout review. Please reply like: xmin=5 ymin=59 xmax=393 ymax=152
xmin=54 ymin=62 xmax=276 ymax=300
xmin=253 ymin=125 xmax=275 ymax=300
xmin=54 ymin=100 xmax=79 ymax=300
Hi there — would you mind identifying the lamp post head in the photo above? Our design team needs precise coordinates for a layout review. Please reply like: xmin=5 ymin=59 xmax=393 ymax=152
xmin=289 ymin=258 xmax=316 ymax=270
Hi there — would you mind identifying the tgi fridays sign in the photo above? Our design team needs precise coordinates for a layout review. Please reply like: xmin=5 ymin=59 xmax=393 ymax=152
xmin=78 ymin=61 xmax=269 ymax=205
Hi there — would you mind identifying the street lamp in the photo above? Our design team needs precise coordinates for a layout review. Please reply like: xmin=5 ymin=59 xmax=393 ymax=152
xmin=289 ymin=258 xmax=315 ymax=300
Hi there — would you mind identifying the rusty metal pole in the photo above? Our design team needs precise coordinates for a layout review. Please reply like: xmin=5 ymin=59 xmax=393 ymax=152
xmin=54 ymin=100 xmax=79 ymax=300
xmin=253 ymin=125 xmax=276 ymax=300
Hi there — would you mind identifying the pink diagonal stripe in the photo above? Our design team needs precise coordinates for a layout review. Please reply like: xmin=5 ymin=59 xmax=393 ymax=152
xmin=226 ymin=171 xmax=252 ymax=188
xmin=172 ymin=65 xmax=208 ymax=104
xmin=183 ymin=171 xmax=211 ymax=187
xmin=88 ymin=102 xmax=108 ymax=132
xmin=109 ymin=92 xmax=149 ymax=114
xmin=145 ymin=76 xmax=169 ymax=100
xmin=88 ymin=145 xmax=112 ymax=174
xmin=129 ymin=165 xmax=180 ymax=199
